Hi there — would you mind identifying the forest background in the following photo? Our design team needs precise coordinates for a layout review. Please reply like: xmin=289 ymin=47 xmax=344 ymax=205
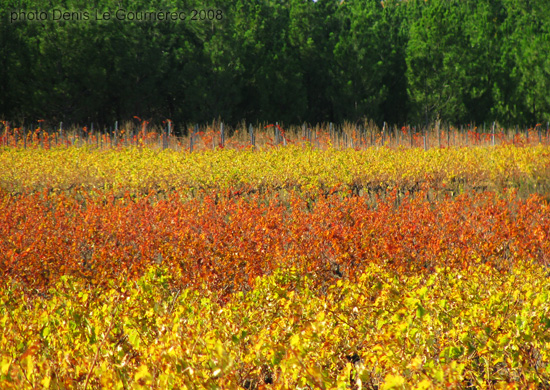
xmin=1 ymin=0 xmax=549 ymax=133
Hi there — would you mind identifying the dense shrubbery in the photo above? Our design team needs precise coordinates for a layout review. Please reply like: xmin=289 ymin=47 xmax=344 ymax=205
xmin=2 ymin=144 xmax=550 ymax=197
xmin=2 ymin=264 xmax=550 ymax=388
xmin=2 ymin=145 xmax=550 ymax=387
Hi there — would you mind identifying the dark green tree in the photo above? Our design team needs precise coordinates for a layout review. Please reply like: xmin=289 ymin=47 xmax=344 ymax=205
xmin=332 ymin=0 xmax=409 ymax=124
xmin=508 ymin=0 xmax=550 ymax=124
xmin=406 ymin=0 xmax=472 ymax=124
xmin=288 ymin=0 xmax=339 ymax=123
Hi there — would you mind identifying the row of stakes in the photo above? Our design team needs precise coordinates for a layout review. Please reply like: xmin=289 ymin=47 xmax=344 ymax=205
xmin=3 ymin=120 xmax=550 ymax=151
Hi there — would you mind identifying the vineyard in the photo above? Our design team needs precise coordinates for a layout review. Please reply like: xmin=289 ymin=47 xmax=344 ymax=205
xmin=2 ymin=139 xmax=550 ymax=389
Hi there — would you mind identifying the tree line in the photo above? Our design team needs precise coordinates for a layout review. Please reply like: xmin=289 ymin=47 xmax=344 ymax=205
xmin=1 ymin=0 xmax=549 ymax=132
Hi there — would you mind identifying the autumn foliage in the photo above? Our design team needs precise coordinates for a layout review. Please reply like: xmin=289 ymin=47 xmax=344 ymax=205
xmin=1 ymin=187 xmax=548 ymax=296
xmin=1 ymin=144 xmax=550 ymax=388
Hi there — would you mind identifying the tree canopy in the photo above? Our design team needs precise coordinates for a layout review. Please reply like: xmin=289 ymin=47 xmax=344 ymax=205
xmin=1 ymin=0 xmax=549 ymax=130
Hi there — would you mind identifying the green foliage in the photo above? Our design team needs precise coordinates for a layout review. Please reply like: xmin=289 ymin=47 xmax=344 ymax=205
xmin=1 ymin=0 xmax=549 ymax=127
xmin=406 ymin=0 xmax=468 ymax=124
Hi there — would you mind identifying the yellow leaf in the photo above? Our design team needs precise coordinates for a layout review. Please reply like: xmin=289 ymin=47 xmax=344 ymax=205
xmin=316 ymin=311 xmax=325 ymax=322
xmin=41 ymin=374 xmax=51 ymax=388
xmin=1 ymin=358 xmax=10 ymax=375
xmin=382 ymin=373 xmax=405 ymax=389
xmin=134 ymin=364 xmax=152 ymax=382
xmin=408 ymin=356 xmax=423 ymax=370
xmin=414 ymin=379 xmax=433 ymax=390
xmin=434 ymin=368 xmax=444 ymax=382
xmin=290 ymin=333 xmax=301 ymax=347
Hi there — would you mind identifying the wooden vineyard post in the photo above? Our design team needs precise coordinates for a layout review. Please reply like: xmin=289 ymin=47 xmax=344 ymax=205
xmin=190 ymin=124 xmax=198 ymax=152
xmin=220 ymin=122 xmax=225 ymax=148
xmin=13 ymin=123 xmax=18 ymax=147
xmin=143 ymin=120 xmax=147 ymax=143
xmin=39 ymin=125 xmax=43 ymax=149
xmin=249 ymin=124 xmax=255 ymax=148
xmin=492 ymin=122 xmax=495 ymax=146
xmin=158 ymin=127 xmax=162 ymax=149
xmin=163 ymin=121 xmax=170 ymax=150
xmin=394 ymin=124 xmax=398 ymax=148
xmin=160 ymin=122 xmax=165 ymax=150
xmin=438 ymin=121 xmax=441 ymax=148
xmin=274 ymin=122 xmax=285 ymax=146
xmin=157 ymin=125 xmax=161 ymax=149
xmin=274 ymin=122 xmax=278 ymax=145
xmin=3 ymin=122 xmax=7 ymax=146
xmin=165 ymin=123 xmax=169 ymax=150
xmin=93 ymin=123 xmax=99 ymax=149
xmin=315 ymin=125 xmax=319 ymax=149
xmin=343 ymin=130 xmax=346 ymax=149
xmin=423 ymin=125 xmax=427 ymax=151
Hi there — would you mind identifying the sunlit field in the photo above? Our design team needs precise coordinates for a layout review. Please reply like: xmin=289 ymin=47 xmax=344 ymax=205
xmin=2 ymin=132 xmax=550 ymax=389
